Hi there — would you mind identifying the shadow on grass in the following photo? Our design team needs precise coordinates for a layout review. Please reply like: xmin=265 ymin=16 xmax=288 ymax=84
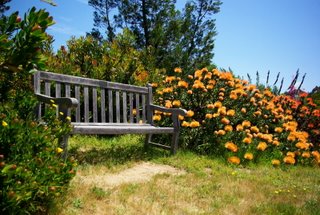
xmin=68 ymin=135 xmax=172 ymax=166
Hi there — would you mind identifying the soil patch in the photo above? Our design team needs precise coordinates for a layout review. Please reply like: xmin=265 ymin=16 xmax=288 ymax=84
xmin=74 ymin=162 xmax=186 ymax=188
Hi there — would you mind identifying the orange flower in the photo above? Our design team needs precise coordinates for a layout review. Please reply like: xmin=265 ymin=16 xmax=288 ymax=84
xmin=215 ymin=130 xmax=226 ymax=136
xmin=236 ymin=124 xmax=244 ymax=131
xmin=221 ymin=117 xmax=230 ymax=125
xmin=283 ymin=156 xmax=295 ymax=165
xmin=243 ymin=137 xmax=252 ymax=144
xmin=228 ymin=156 xmax=240 ymax=165
xmin=206 ymin=84 xmax=214 ymax=90
xmin=174 ymin=67 xmax=182 ymax=73
xmin=205 ymin=113 xmax=213 ymax=119
xmin=244 ymin=153 xmax=254 ymax=160
xmin=242 ymin=120 xmax=251 ymax=128
xmin=229 ymin=93 xmax=238 ymax=100
xmin=153 ymin=115 xmax=161 ymax=121
xmin=178 ymin=80 xmax=189 ymax=88
xmin=181 ymin=121 xmax=189 ymax=127
xmin=165 ymin=100 xmax=172 ymax=108
xmin=186 ymin=110 xmax=194 ymax=117
xmin=178 ymin=115 xmax=184 ymax=121
xmin=224 ymin=125 xmax=233 ymax=132
xmin=227 ymin=109 xmax=235 ymax=117
xmin=190 ymin=120 xmax=200 ymax=128
xmin=172 ymin=100 xmax=181 ymax=107
xmin=213 ymin=101 xmax=222 ymax=108
xmin=295 ymin=142 xmax=309 ymax=150
xmin=241 ymin=108 xmax=246 ymax=113
xmin=250 ymin=126 xmax=259 ymax=133
xmin=272 ymin=140 xmax=280 ymax=146
xmin=286 ymin=151 xmax=295 ymax=158
xmin=274 ymin=127 xmax=283 ymax=133
xmin=256 ymin=142 xmax=268 ymax=151
xmin=187 ymin=90 xmax=193 ymax=94
xmin=207 ymin=104 xmax=215 ymax=109
xmin=165 ymin=76 xmax=176 ymax=83
xmin=271 ymin=159 xmax=281 ymax=166
xmin=225 ymin=142 xmax=238 ymax=152
xmin=302 ymin=151 xmax=311 ymax=158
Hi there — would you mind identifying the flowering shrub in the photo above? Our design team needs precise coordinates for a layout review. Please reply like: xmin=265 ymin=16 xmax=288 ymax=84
xmin=0 ymin=96 xmax=76 ymax=213
xmin=0 ymin=7 xmax=77 ymax=214
xmin=153 ymin=68 xmax=320 ymax=166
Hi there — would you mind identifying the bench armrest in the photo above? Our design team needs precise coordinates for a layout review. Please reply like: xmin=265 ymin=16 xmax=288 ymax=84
xmin=35 ymin=93 xmax=79 ymax=108
xmin=149 ymin=104 xmax=187 ymax=116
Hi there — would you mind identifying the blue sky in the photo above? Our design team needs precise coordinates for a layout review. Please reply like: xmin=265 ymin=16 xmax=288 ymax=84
xmin=8 ymin=0 xmax=320 ymax=92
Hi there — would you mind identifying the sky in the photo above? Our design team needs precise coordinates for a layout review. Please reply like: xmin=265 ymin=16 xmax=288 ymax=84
xmin=7 ymin=0 xmax=320 ymax=93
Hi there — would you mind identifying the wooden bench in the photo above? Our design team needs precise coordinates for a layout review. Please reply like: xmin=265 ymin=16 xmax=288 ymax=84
xmin=33 ymin=71 xmax=187 ymax=157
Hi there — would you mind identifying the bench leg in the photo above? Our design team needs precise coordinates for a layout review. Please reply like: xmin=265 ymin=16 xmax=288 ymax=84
xmin=171 ymin=131 xmax=179 ymax=155
xmin=59 ymin=134 xmax=69 ymax=160
xmin=145 ymin=134 xmax=152 ymax=149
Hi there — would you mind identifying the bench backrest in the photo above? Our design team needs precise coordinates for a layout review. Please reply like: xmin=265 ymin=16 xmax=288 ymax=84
xmin=34 ymin=71 xmax=153 ymax=124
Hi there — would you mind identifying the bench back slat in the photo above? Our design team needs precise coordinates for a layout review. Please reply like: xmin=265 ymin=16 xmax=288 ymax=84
xmin=75 ymin=85 xmax=81 ymax=122
xmin=84 ymin=86 xmax=89 ymax=122
xmin=122 ymin=92 xmax=127 ymax=123
xmin=34 ymin=71 xmax=152 ymax=124
xmin=92 ymin=88 xmax=98 ymax=122
xmin=101 ymin=88 xmax=106 ymax=123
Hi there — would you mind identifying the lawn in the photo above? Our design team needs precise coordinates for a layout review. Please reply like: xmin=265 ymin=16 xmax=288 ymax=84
xmin=49 ymin=134 xmax=320 ymax=215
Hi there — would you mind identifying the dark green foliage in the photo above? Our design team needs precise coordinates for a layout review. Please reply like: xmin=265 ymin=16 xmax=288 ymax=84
xmin=0 ymin=7 xmax=76 ymax=214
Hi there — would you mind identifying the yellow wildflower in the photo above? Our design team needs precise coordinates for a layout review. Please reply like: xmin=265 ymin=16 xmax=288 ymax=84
xmin=190 ymin=121 xmax=200 ymax=128
xmin=56 ymin=147 xmax=64 ymax=154
xmin=186 ymin=110 xmax=194 ymax=117
xmin=174 ymin=67 xmax=182 ymax=73
xmin=2 ymin=121 xmax=8 ymax=127
xmin=257 ymin=142 xmax=268 ymax=151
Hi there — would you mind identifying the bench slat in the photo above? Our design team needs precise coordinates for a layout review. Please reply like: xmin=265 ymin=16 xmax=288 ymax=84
xmin=136 ymin=93 xmax=140 ymax=123
xmin=101 ymin=88 xmax=106 ymax=123
xmin=45 ymin=81 xmax=51 ymax=96
xmin=39 ymin=71 xmax=148 ymax=94
xmin=129 ymin=93 xmax=133 ymax=123
xmin=122 ymin=92 xmax=127 ymax=123
xmin=65 ymin=84 xmax=71 ymax=115
xmin=92 ymin=88 xmax=98 ymax=122
xmin=142 ymin=94 xmax=146 ymax=123
xmin=75 ymin=85 xmax=81 ymax=122
xmin=72 ymin=125 xmax=174 ymax=135
xmin=116 ymin=91 xmax=120 ymax=123
xmin=108 ymin=89 xmax=113 ymax=122
xmin=84 ymin=86 xmax=89 ymax=122
xmin=55 ymin=82 xmax=61 ymax=98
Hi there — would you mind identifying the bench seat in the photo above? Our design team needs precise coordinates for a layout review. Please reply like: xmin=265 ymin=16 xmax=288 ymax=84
xmin=72 ymin=123 xmax=174 ymax=135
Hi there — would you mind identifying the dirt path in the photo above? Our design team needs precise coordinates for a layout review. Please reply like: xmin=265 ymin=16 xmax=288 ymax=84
xmin=75 ymin=162 xmax=185 ymax=188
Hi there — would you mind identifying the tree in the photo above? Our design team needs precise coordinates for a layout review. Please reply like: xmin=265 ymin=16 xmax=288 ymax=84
xmin=88 ymin=0 xmax=222 ymax=74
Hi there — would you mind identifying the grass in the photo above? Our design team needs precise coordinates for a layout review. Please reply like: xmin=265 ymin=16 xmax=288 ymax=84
xmin=49 ymin=134 xmax=320 ymax=215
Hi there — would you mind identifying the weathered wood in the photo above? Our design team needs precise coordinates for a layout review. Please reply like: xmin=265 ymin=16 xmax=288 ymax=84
xmin=84 ymin=86 xmax=89 ymax=122
xmin=135 ymin=93 xmax=140 ymax=123
xmin=101 ymin=88 xmax=106 ymax=123
xmin=92 ymin=88 xmax=98 ymax=122
xmin=45 ymin=82 xmax=51 ymax=96
xmin=129 ymin=93 xmax=133 ymax=123
xmin=65 ymin=84 xmax=71 ymax=115
xmin=116 ymin=91 xmax=120 ymax=123
xmin=142 ymin=94 xmax=146 ymax=123
xmin=122 ymin=92 xmax=127 ymax=123
xmin=55 ymin=82 xmax=61 ymax=98
xmin=72 ymin=124 xmax=174 ymax=135
xmin=108 ymin=89 xmax=113 ymax=122
xmin=75 ymin=85 xmax=81 ymax=122
xmin=39 ymin=71 xmax=148 ymax=94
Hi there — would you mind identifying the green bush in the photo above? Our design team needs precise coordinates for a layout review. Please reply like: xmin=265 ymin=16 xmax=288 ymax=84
xmin=0 ymin=7 xmax=77 ymax=214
